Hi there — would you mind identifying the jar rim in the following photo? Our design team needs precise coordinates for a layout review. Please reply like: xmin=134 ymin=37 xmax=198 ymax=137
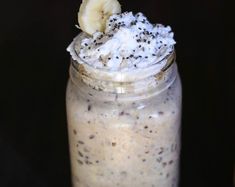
xmin=69 ymin=47 xmax=177 ymax=95
xmin=72 ymin=51 xmax=175 ymax=72
xmin=71 ymin=51 xmax=176 ymax=83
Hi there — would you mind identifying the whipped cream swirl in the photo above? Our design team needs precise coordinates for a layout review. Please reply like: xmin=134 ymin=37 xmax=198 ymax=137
xmin=68 ymin=12 xmax=176 ymax=71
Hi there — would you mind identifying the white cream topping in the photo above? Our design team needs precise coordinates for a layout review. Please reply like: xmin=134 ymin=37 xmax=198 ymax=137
xmin=68 ymin=12 xmax=176 ymax=72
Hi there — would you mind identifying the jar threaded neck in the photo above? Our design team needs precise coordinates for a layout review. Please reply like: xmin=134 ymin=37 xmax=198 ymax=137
xmin=70 ymin=52 xmax=176 ymax=94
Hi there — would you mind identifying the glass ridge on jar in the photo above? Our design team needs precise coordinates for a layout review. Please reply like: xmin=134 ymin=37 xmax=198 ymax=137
xmin=66 ymin=45 xmax=182 ymax=187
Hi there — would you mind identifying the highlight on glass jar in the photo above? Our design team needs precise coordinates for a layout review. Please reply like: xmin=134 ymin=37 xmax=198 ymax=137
xmin=66 ymin=0 xmax=182 ymax=187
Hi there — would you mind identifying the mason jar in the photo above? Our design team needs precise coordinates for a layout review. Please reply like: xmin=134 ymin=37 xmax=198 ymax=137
xmin=66 ymin=47 xmax=182 ymax=187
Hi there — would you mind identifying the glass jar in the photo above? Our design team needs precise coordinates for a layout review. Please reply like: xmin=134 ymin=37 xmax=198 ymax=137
xmin=66 ymin=49 xmax=182 ymax=187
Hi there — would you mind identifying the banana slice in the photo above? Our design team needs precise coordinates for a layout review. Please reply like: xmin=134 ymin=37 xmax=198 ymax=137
xmin=78 ymin=0 xmax=121 ymax=35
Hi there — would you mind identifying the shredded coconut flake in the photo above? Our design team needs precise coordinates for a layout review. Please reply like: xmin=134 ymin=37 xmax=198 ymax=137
xmin=68 ymin=12 xmax=176 ymax=71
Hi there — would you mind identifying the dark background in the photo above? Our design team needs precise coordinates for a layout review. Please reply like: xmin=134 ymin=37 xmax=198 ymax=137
xmin=0 ymin=0 xmax=234 ymax=186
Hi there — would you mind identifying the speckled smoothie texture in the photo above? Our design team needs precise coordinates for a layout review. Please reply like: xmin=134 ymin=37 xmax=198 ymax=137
xmin=66 ymin=61 xmax=181 ymax=187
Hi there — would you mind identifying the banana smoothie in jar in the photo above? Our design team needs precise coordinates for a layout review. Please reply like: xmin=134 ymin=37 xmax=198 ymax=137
xmin=66 ymin=1 xmax=182 ymax=187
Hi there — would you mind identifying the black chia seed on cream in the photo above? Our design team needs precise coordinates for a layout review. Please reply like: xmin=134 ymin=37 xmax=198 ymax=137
xmin=67 ymin=12 xmax=175 ymax=71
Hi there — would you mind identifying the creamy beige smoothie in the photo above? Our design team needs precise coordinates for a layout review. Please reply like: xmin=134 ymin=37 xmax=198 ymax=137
xmin=66 ymin=1 xmax=181 ymax=186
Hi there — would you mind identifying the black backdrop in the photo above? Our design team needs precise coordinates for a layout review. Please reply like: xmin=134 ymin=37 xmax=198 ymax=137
xmin=0 ymin=0 xmax=234 ymax=187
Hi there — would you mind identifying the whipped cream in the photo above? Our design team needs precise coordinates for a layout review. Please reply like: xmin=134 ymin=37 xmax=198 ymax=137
xmin=67 ymin=12 xmax=176 ymax=71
